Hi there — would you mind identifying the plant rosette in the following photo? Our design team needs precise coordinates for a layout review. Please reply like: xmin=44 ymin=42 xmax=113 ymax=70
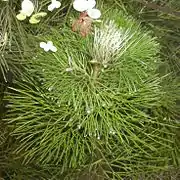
xmin=4 ymin=9 xmax=177 ymax=179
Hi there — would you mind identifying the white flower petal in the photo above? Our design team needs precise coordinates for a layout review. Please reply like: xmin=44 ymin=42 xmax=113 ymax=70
xmin=73 ymin=0 xmax=89 ymax=12
xmin=47 ymin=41 xmax=53 ymax=46
xmin=50 ymin=46 xmax=57 ymax=52
xmin=48 ymin=4 xmax=55 ymax=11
xmin=87 ymin=0 xmax=96 ymax=9
xmin=40 ymin=42 xmax=47 ymax=48
xmin=87 ymin=8 xmax=101 ymax=19
xmin=51 ymin=0 xmax=57 ymax=3
xmin=55 ymin=1 xmax=61 ymax=8
xmin=44 ymin=46 xmax=50 ymax=52
xmin=21 ymin=0 xmax=34 ymax=17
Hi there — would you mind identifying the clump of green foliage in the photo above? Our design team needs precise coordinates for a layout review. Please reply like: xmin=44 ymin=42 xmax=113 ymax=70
xmin=3 ymin=8 xmax=179 ymax=179
xmin=0 ymin=0 xmax=180 ymax=179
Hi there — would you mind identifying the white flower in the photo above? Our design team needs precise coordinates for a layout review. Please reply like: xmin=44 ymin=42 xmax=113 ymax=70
xmin=73 ymin=0 xmax=89 ymax=12
xmin=48 ymin=0 xmax=61 ymax=12
xmin=16 ymin=0 xmax=34 ymax=21
xmin=87 ymin=8 xmax=101 ymax=19
xmin=92 ymin=21 xmax=131 ymax=65
xmin=87 ymin=0 xmax=96 ymax=9
xmin=40 ymin=41 xmax=57 ymax=52
xmin=20 ymin=0 xmax=34 ymax=17
xmin=73 ymin=0 xmax=101 ymax=19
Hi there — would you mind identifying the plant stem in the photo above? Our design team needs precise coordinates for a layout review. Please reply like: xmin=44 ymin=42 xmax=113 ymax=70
xmin=92 ymin=62 xmax=101 ymax=81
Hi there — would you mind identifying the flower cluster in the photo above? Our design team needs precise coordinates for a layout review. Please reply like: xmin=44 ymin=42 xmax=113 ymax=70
xmin=73 ymin=0 xmax=101 ymax=19
xmin=17 ymin=0 xmax=102 ymax=51
xmin=16 ymin=0 xmax=61 ymax=24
